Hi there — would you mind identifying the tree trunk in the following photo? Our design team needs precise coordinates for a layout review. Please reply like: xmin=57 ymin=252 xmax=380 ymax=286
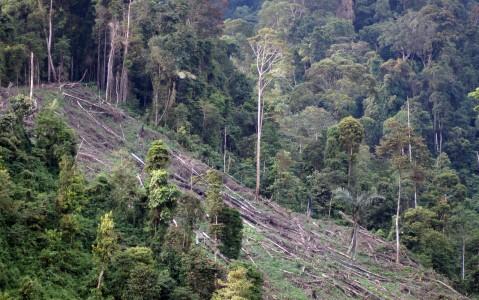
xmin=106 ymin=22 xmax=117 ymax=103
xmin=414 ymin=184 xmax=417 ymax=208
xmin=396 ymin=173 xmax=401 ymax=265
xmin=46 ymin=0 xmax=57 ymax=83
xmin=462 ymin=236 xmax=465 ymax=281
xmin=119 ymin=0 xmax=132 ymax=104
xmin=30 ymin=52 xmax=34 ymax=101
xmin=348 ymin=222 xmax=358 ymax=260
xmin=97 ymin=31 xmax=101 ymax=88
xmin=223 ymin=126 xmax=227 ymax=173
xmin=407 ymin=98 xmax=412 ymax=162
xmin=328 ymin=196 xmax=333 ymax=218
xmin=347 ymin=147 xmax=353 ymax=188
xmin=255 ymin=77 xmax=263 ymax=199
xmin=96 ymin=267 xmax=105 ymax=289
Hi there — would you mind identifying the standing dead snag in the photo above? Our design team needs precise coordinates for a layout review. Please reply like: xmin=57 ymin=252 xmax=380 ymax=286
xmin=106 ymin=21 xmax=118 ymax=103
xmin=30 ymin=52 xmax=34 ymax=102
xmin=46 ymin=0 xmax=57 ymax=83
xmin=248 ymin=28 xmax=284 ymax=199
xmin=119 ymin=0 xmax=132 ymax=104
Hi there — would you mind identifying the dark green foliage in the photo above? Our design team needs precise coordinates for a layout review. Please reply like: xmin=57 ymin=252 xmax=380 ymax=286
xmin=182 ymin=248 xmax=221 ymax=300
xmin=35 ymin=108 xmax=77 ymax=171
xmin=218 ymin=207 xmax=243 ymax=259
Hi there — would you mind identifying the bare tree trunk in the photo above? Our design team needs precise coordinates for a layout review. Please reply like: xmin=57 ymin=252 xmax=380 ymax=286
xmin=30 ymin=52 xmax=34 ymax=101
xmin=396 ymin=173 xmax=401 ymax=265
xmin=462 ymin=236 xmax=465 ymax=281
xmin=328 ymin=196 xmax=333 ymax=218
xmin=414 ymin=184 xmax=418 ymax=208
xmin=106 ymin=22 xmax=117 ymax=103
xmin=407 ymin=98 xmax=412 ymax=162
xmin=97 ymin=31 xmax=101 ymax=88
xmin=119 ymin=0 xmax=132 ymax=104
xmin=347 ymin=147 xmax=353 ymax=188
xmin=96 ymin=267 xmax=104 ymax=289
xmin=102 ymin=29 xmax=107 ymax=91
xmin=223 ymin=126 xmax=227 ymax=173
xmin=46 ymin=0 xmax=57 ymax=83
xmin=255 ymin=77 xmax=263 ymax=199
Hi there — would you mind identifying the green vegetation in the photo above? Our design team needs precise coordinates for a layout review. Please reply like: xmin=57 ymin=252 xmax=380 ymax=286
xmin=1 ymin=0 xmax=479 ymax=298
xmin=0 ymin=95 xmax=254 ymax=299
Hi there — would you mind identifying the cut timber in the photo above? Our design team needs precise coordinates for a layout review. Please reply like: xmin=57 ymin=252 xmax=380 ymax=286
xmin=75 ymin=99 xmax=123 ymax=141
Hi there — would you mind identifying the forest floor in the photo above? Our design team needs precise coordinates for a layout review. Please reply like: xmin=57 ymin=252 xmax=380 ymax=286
xmin=3 ymin=84 xmax=468 ymax=300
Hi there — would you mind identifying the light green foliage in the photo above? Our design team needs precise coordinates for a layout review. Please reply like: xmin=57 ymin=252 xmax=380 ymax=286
xmin=338 ymin=116 xmax=364 ymax=155
xmin=148 ymin=170 xmax=179 ymax=233
xmin=212 ymin=266 xmax=257 ymax=300
xmin=92 ymin=211 xmax=118 ymax=270
xmin=146 ymin=140 xmax=170 ymax=173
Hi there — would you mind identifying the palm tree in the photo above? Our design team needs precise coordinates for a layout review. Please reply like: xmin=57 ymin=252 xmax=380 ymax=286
xmin=333 ymin=188 xmax=384 ymax=260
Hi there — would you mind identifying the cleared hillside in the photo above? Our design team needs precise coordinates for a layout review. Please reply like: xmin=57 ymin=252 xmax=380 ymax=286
xmin=11 ymin=84 xmax=467 ymax=300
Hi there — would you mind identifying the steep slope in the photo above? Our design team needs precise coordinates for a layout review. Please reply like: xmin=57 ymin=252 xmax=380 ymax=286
xmin=24 ymin=84 xmax=467 ymax=299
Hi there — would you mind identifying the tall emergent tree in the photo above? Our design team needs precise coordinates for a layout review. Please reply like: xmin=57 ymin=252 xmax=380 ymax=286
xmin=338 ymin=116 xmax=364 ymax=188
xmin=248 ymin=28 xmax=284 ymax=199
xmin=205 ymin=170 xmax=224 ymax=260
xmin=377 ymin=119 xmax=428 ymax=264
xmin=92 ymin=211 xmax=118 ymax=290
xmin=145 ymin=140 xmax=179 ymax=237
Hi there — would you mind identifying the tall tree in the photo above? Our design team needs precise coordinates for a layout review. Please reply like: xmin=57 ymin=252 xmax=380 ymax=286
xmin=248 ymin=28 xmax=284 ymax=199
xmin=92 ymin=211 xmax=118 ymax=289
xmin=338 ymin=116 xmax=364 ymax=188
xmin=377 ymin=119 xmax=428 ymax=264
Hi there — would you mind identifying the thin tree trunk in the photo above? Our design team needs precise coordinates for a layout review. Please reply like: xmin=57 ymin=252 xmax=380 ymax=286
xmin=102 ymin=29 xmax=107 ymax=91
xmin=46 ymin=0 xmax=57 ymax=83
xmin=30 ymin=52 xmax=34 ymax=101
xmin=106 ymin=22 xmax=117 ymax=103
xmin=223 ymin=126 xmax=227 ymax=173
xmin=414 ymin=184 xmax=418 ymax=208
xmin=407 ymin=98 xmax=412 ymax=162
xmin=255 ymin=78 xmax=263 ymax=199
xmin=96 ymin=267 xmax=105 ymax=289
xmin=347 ymin=147 xmax=353 ymax=188
xmin=328 ymin=196 xmax=333 ymax=218
xmin=462 ymin=236 xmax=465 ymax=281
xmin=396 ymin=173 xmax=401 ymax=265
xmin=97 ymin=31 xmax=101 ymax=88
xmin=119 ymin=0 xmax=132 ymax=103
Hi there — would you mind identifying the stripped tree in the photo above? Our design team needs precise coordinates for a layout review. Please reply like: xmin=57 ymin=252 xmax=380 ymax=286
xmin=248 ymin=28 xmax=284 ymax=199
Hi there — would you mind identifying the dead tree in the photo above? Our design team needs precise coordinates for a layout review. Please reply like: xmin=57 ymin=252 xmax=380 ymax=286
xmin=119 ymin=0 xmax=132 ymax=104
xmin=46 ymin=0 xmax=57 ymax=82
xmin=248 ymin=29 xmax=283 ymax=199
xmin=105 ymin=21 xmax=118 ymax=103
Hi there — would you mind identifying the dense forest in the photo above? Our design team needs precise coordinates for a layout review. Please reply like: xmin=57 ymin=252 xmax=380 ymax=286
xmin=1 ymin=0 xmax=479 ymax=298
